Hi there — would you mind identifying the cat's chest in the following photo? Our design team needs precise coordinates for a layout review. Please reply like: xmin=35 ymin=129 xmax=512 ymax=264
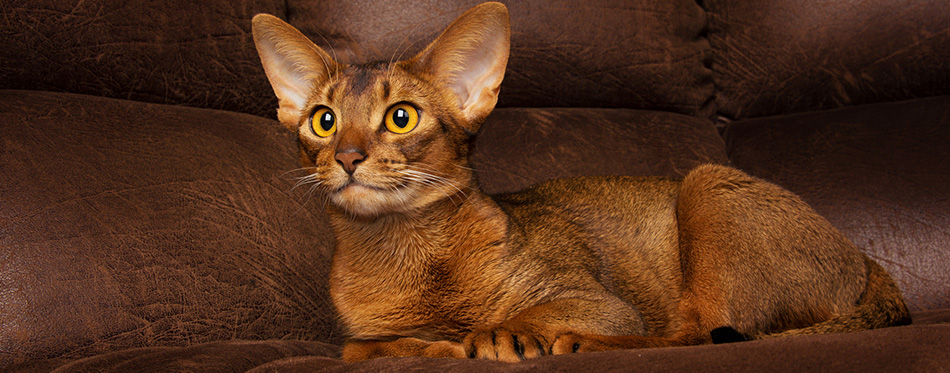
xmin=330 ymin=256 xmax=501 ymax=340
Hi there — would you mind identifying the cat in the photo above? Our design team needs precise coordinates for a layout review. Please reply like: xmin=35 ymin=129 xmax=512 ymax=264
xmin=251 ymin=2 xmax=910 ymax=363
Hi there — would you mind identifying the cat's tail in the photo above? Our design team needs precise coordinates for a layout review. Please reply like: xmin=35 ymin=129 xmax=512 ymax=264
xmin=762 ymin=256 xmax=911 ymax=340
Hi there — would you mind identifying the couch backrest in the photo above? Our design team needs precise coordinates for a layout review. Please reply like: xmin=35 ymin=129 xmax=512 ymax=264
xmin=2 ymin=0 xmax=710 ymax=118
xmin=5 ymin=0 xmax=949 ymax=120
xmin=706 ymin=0 xmax=950 ymax=120
xmin=1 ymin=0 xmax=284 ymax=118
xmin=285 ymin=0 xmax=713 ymax=116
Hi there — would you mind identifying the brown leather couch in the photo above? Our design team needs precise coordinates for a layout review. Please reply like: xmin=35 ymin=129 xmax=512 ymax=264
xmin=2 ymin=0 xmax=948 ymax=371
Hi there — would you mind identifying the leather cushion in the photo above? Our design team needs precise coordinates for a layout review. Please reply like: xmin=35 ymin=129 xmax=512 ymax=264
xmin=0 ymin=0 xmax=284 ymax=117
xmin=287 ymin=0 xmax=712 ymax=115
xmin=29 ymin=310 xmax=950 ymax=372
xmin=2 ymin=0 xmax=713 ymax=118
xmin=0 ymin=90 xmax=340 ymax=365
xmin=707 ymin=0 xmax=950 ymax=119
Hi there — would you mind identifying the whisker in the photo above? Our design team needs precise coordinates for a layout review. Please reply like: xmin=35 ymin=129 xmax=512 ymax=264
xmin=397 ymin=167 xmax=469 ymax=206
xmin=281 ymin=166 xmax=334 ymax=213
xmin=281 ymin=166 xmax=320 ymax=179
xmin=388 ymin=18 xmax=429 ymax=81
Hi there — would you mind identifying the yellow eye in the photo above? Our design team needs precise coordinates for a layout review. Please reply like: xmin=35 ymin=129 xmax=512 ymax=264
xmin=310 ymin=107 xmax=336 ymax=137
xmin=385 ymin=104 xmax=419 ymax=134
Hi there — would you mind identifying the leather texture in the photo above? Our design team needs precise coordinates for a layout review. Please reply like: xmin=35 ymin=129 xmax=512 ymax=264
xmin=13 ymin=310 xmax=949 ymax=372
xmin=0 ymin=0 xmax=285 ymax=118
xmin=0 ymin=90 xmax=342 ymax=365
xmin=287 ymin=0 xmax=713 ymax=116
xmin=0 ymin=0 xmax=713 ymax=118
xmin=707 ymin=0 xmax=950 ymax=120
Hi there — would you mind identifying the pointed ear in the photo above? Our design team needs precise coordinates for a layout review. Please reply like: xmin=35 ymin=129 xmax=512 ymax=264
xmin=252 ymin=14 xmax=339 ymax=130
xmin=410 ymin=2 xmax=510 ymax=132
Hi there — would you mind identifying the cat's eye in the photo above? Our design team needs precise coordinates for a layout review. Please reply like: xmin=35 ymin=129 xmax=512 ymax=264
xmin=310 ymin=107 xmax=336 ymax=137
xmin=385 ymin=104 xmax=419 ymax=134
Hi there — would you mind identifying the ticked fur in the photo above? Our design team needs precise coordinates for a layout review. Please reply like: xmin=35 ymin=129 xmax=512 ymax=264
xmin=252 ymin=2 xmax=910 ymax=363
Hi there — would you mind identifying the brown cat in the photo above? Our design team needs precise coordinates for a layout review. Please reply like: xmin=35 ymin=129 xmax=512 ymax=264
xmin=251 ymin=2 xmax=910 ymax=363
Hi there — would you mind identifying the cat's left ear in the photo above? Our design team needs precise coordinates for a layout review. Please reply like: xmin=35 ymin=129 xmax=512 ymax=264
xmin=410 ymin=2 xmax=510 ymax=133
xmin=253 ymin=14 xmax=340 ymax=130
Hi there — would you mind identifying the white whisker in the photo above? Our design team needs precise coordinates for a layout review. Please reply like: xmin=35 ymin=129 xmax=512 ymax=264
xmin=395 ymin=164 xmax=470 ymax=207
xmin=281 ymin=166 xmax=333 ymax=213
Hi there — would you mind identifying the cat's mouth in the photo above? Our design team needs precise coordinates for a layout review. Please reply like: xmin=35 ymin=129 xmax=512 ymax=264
xmin=337 ymin=177 xmax=405 ymax=193
xmin=338 ymin=180 xmax=375 ymax=192
xmin=330 ymin=177 xmax=415 ymax=216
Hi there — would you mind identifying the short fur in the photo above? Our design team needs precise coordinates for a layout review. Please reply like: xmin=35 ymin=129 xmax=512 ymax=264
xmin=251 ymin=2 xmax=910 ymax=363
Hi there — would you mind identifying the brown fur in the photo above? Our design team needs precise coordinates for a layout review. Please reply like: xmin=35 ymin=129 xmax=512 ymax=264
xmin=251 ymin=3 xmax=910 ymax=363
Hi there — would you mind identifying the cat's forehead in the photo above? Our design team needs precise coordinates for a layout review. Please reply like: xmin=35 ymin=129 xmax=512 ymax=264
xmin=323 ymin=62 xmax=399 ymax=103
xmin=334 ymin=63 xmax=387 ymax=96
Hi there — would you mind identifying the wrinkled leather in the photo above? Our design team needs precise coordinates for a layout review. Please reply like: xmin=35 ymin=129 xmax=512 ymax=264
xmin=14 ymin=311 xmax=947 ymax=372
xmin=0 ymin=91 xmax=342 ymax=365
xmin=724 ymin=96 xmax=950 ymax=310
xmin=287 ymin=0 xmax=713 ymax=116
xmin=0 ymin=0 xmax=285 ymax=118
xmin=258 ymin=317 xmax=950 ymax=372
xmin=51 ymin=340 xmax=340 ymax=372
xmin=1 ymin=0 xmax=713 ymax=118
xmin=707 ymin=0 xmax=950 ymax=119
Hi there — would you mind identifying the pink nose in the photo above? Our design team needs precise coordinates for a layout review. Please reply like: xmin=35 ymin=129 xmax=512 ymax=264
xmin=335 ymin=151 xmax=366 ymax=174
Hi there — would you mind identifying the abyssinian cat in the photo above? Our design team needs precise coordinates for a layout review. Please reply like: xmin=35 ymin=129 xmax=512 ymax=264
xmin=251 ymin=2 xmax=910 ymax=362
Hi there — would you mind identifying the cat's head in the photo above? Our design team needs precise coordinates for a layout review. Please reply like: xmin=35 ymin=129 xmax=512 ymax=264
xmin=252 ymin=3 xmax=510 ymax=217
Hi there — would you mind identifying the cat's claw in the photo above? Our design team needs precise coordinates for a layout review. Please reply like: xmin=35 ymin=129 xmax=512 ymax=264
xmin=464 ymin=325 xmax=549 ymax=362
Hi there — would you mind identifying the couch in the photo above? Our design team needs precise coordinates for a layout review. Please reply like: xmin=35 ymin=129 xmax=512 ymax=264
xmin=2 ymin=0 xmax=948 ymax=371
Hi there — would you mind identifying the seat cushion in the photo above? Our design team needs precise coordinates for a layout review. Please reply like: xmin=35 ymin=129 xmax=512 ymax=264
xmin=33 ymin=310 xmax=950 ymax=372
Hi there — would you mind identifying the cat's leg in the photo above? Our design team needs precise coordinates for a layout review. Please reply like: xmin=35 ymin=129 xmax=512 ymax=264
xmin=464 ymin=295 xmax=648 ymax=362
xmin=549 ymin=296 xmax=718 ymax=355
xmin=342 ymin=337 xmax=466 ymax=362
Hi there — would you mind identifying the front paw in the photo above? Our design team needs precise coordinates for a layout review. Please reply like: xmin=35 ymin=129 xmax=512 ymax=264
xmin=551 ymin=333 xmax=615 ymax=355
xmin=464 ymin=324 xmax=549 ymax=362
xmin=552 ymin=332 xmax=673 ymax=354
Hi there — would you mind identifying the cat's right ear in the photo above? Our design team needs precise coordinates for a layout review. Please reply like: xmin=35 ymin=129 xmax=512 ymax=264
xmin=252 ymin=14 xmax=339 ymax=130
xmin=409 ymin=2 xmax=510 ymax=133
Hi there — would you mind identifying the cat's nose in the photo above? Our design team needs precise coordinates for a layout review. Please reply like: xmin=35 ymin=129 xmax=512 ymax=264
xmin=335 ymin=150 xmax=366 ymax=175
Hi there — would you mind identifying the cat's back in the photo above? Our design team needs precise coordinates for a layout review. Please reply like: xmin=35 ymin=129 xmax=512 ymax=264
xmin=491 ymin=175 xmax=680 ymax=226
xmin=491 ymin=175 xmax=681 ymax=265
xmin=491 ymin=175 xmax=680 ymax=258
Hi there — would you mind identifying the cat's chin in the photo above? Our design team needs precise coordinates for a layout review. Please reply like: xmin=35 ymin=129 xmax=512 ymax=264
xmin=330 ymin=182 xmax=415 ymax=217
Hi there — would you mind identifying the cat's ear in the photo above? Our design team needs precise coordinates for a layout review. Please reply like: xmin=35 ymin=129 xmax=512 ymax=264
xmin=252 ymin=14 xmax=339 ymax=130
xmin=410 ymin=2 xmax=510 ymax=132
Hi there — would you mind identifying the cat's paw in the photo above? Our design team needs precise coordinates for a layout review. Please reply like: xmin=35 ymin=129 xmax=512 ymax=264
xmin=422 ymin=340 xmax=467 ymax=359
xmin=552 ymin=332 xmax=676 ymax=354
xmin=464 ymin=324 xmax=550 ymax=362
xmin=551 ymin=333 xmax=606 ymax=355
